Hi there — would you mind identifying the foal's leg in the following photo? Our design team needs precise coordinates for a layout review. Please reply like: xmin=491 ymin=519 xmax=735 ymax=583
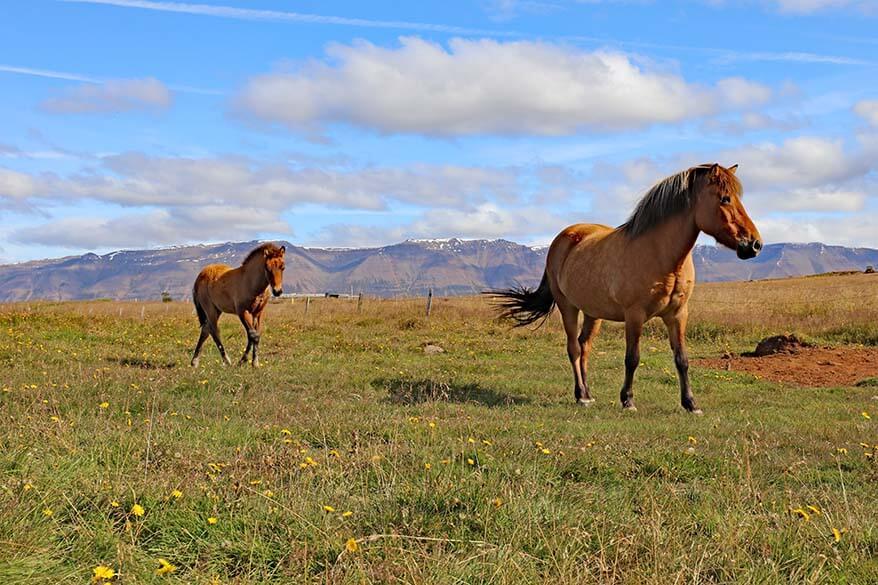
xmin=208 ymin=316 xmax=232 ymax=365
xmin=578 ymin=316 xmax=602 ymax=403
xmin=620 ymin=313 xmax=645 ymax=411
xmin=662 ymin=309 xmax=701 ymax=414
xmin=237 ymin=310 xmax=255 ymax=366
xmin=238 ymin=310 xmax=260 ymax=367
xmin=251 ymin=311 xmax=265 ymax=368
xmin=191 ymin=326 xmax=209 ymax=367
xmin=558 ymin=299 xmax=589 ymax=405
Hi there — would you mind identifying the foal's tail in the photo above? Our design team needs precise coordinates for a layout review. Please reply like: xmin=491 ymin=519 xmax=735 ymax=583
xmin=484 ymin=270 xmax=556 ymax=328
xmin=192 ymin=280 xmax=208 ymax=327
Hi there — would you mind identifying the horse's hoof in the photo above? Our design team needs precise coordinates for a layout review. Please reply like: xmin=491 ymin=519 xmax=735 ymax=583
xmin=577 ymin=398 xmax=595 ymax=406
xmin=622 ymin=404 xmax=637 ymax=412
xmin=689 ymin=409 xmax=704 ymax=416
xmin=190 ymin=359 xmax=199 ymax=368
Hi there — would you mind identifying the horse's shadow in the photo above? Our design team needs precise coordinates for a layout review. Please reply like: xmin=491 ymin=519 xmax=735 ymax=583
xmin=107 ymin=356 xmax=177 ymax=370
xmin=376 ymin=377 xmax=530 ymax=407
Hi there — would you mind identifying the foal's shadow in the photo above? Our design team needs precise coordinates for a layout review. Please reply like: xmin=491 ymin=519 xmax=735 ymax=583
xmin=107 ymin=356 xmax=177 ymax=370
xmin=376 ymin=377 xmax=530 ymax=407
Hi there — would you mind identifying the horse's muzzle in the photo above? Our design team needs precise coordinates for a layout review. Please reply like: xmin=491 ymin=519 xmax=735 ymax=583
xmin=272 ymin=288 xmax=283 ymax=297
xmin=736 ymin=238 xmax=762 ymax=260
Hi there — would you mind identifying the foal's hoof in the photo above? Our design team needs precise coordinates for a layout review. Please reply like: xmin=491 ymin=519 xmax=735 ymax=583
xmin=688 ymin=408 xmax=704 ymax=416
xmin=190 ymin=359 xmax=199 ymax=368
xmin=622 ymin=404 xmax=638 ymax=412
xmin=577 ymin=398 xmax=596 ymax=407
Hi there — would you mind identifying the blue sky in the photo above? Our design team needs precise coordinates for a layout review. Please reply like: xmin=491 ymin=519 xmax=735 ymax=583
xmin=1 ymin=0 xmax=877 ymax=262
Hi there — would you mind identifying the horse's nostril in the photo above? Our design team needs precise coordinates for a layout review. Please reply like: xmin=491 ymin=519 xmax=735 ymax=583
xmin=752 ymin=240 xmax=762 ymax=252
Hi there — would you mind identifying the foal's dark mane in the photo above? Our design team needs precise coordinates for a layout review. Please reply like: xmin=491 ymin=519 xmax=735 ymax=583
xmin=242 ymin=243 xmax=283 ymax=266
xmin=620 ymin=164 xmax=741 ymax=238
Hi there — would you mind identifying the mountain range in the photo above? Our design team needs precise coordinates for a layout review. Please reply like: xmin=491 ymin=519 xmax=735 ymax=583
xmin=1 ymin=239 xmax=876 ymax=302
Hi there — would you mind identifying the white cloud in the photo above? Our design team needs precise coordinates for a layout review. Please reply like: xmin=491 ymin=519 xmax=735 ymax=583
xmin=12 ymin=206 xmax=289 ymax=249
xmin=235 ymin=37 xmax=772 ymax=136
xmin=0 ymin=168 xmax=40 ymax=200
xmin=41 ymin=78 xmax=172 ymax=114
xmin=62 ymin=0 xmax=516 ymax=36
xmin=854 ymin=100 xmax=878 ymax=126
xmin=770 ymin=0 xmax=877 ymax=14
xmin=715 ymin=77 xmax=773 ymax=108
xmin=40 ymin=153 xmax=520 ymax=210
xmin=312 ymin=203 xmax=568 ymax=247
xmin=722 ymin=136 xmax=870 ymax=190
xmin=757 ymin=214 xmax=878 ymax=248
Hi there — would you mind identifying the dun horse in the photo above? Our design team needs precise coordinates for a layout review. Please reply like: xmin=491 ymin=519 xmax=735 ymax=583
xmin=490 ymin=163 xmax=761 ymax=413
xmin=191 ymin=243 xmax=286 ymax=367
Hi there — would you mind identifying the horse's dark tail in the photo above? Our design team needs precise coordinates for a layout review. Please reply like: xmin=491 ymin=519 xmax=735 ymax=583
xmin=193 ymin=283 xmax=207 ymax=327
xmin=484 ymin=271 xmax=556 ymax=328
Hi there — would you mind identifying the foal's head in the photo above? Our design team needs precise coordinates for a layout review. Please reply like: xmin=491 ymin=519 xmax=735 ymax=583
xmin=693 ymin=164 xmax=762 ymax=259
xmin=264 ymin=245 xmax=286 ymax=297
xmin=245 ymin=244 xmax=286 ymax=296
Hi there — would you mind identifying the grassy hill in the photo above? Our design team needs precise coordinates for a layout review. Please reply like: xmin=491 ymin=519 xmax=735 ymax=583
xmin=1 ymin=272 xmax=877 ymax=583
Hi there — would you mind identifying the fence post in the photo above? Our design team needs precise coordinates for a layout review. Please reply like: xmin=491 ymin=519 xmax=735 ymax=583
xmin=425 ymin=288 xmax=433 ymax=318
xmin=141 ymin=306 xmax=145 ymax=320
xmin=305 ymin=296 xmax=311 ymax=316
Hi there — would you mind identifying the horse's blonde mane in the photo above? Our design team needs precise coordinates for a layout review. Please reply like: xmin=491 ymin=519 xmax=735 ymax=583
xmin=620 ymin=164 xmax=740 ymax=238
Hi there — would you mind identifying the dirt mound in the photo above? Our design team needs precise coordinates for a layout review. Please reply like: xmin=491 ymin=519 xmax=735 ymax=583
xmin=696 ymin=345 xmax=878 ymax=388
xmin=748 ymin=334 xmax=811 ymax=357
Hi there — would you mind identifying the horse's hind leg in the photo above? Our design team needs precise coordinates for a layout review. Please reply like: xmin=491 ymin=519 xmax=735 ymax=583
xmin=191 ymin=327 xmax=209 ymax=367
xmin=558 ymin=298 xmax=590 ymax=405
xmin=208 ymin=316 xmax=232 ymax=366
xmin=578 ymin=316 xmax=602 ymax=403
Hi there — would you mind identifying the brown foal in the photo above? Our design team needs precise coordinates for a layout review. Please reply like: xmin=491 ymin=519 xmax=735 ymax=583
xmin=190 ymin=243 xmax=286 ymax=367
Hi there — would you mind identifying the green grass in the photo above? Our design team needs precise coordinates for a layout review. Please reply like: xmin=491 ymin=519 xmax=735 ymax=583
xmin=1 ymin=294 xmax=876 ymax=584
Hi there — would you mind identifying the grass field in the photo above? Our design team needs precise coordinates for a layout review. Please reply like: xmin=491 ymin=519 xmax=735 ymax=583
xmin=1 ymin=273 xmax=877 ymax=584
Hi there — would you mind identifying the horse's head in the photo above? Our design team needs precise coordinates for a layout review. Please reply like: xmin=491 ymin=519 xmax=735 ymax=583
xmin=693 ymin=164 xmax=762 ymax=259
xmin=263 ymin=245 xmax=286 ymax=297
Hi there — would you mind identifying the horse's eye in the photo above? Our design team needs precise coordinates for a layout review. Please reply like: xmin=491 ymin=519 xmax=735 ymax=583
xmin=720 ymin=195 xmax=731 ymax=205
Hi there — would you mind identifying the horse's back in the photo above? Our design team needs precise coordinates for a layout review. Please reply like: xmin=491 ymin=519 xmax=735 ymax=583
xmin=195 ymin=264 xmax=232 ymax=288
xmin=547 ymin=223 xmax=626 ymax=319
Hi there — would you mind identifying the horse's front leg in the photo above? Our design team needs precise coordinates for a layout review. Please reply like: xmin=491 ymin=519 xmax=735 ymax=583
xmin=662 ymin=309 xmax=701 ymax=414
xmin=250 ymin=310 xmax=265 ymax=368
xmin=620 ymin=312 xmax=644 ymax=411
xmin=238 ymin=310 xmax=257 ymax=366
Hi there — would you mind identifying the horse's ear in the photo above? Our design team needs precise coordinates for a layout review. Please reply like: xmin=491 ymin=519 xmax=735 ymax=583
xmin=263 ymin=248 xmax=269 ymax=257
xmin=710 ymin=163 xmax=720 ymax=177
xmin=280 ymin=246 xmax=286 ymax=254
xmin=728 ymin=164 xmax=738 ymax=174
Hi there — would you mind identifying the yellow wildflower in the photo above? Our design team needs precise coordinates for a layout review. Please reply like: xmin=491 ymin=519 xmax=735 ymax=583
xmin=155 ymin=558 xmax=177 ymax=575
xmin=207 ymin=517 xmax=217 ymax=525
xmin=130 ymin=503 xmax=144 ymax=517
xmin=540 ymin=448 xmax=551 ymax=455
xmin=862 ymin=411 xmax=871 ymax=420
xmin=806 ymin=505 xmax=821 ymax=516
xmin=42 ymin=507 xmax=53 ymax=517
xmin=323 ymin=505 xmax=336 ymax=513
xmin=99 ymin=402 xmax=109 ymax=409
xmin=110 ymin=501 xmax=120 ymax=508
xmin=687 ymin=436 xmax=697 ymax=445
xmin=92 ymin=565 xmax=115 ymax=582
xmin=345 ymin=537 xmax=359 ymax=553
xmin=170 ymin=490 xmax=183 ymax=499
xmin=342 ymin=510 xmax=353 ymax=518
xmin=790 ymin=508 xmax=811 ymax=521
xmin=467 ymin=458 xmax=475 ymax=465
xmin=832 ymin=528 xmax=843 ymax=543
xmin=492 ymin=497 xmax=504 ymax=508
xmin=424 ymin=462 xmax=432 ymax=470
